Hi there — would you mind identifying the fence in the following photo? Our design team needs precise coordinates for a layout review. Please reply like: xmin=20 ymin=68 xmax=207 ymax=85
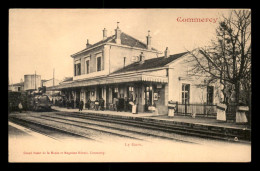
xmin=173 ymin=102 xmax=217 ymax=118
xmin=226 ymin=103 xmax=237 ymax=122
xmin=169 ymin=102 xmax=251 ymax=123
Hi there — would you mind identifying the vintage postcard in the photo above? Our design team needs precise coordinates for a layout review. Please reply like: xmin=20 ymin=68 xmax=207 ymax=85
xmin=8 ymin=8 xmax=251 ymax=162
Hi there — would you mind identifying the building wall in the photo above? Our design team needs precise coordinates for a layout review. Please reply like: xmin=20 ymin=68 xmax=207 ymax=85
xmin=69 ymin=38 xmax=224 ymax=113
xmin=168 ymin=54 xmax=221 ymax=105
xmin=109 ymin=45 xmax=160 ymax=74
xmin=73 ymin=46 xmax=107 ymax=81
xmin=8 ymin=85 xmax=24 ymax=92
xmin=72 ymin=44 xmax=161 ymax=81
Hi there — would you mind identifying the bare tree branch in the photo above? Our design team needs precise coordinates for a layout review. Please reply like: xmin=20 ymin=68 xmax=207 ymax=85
xmin=187 ymin=10 xmax=251 ymax=105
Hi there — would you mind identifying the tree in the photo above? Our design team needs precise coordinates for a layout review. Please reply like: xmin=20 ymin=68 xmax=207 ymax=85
xmin=187 ymin=10 xmax=251 ymax=106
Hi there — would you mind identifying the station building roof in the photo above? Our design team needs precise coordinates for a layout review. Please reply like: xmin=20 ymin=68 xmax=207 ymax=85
xmin=112 ymin=52 xmax=188 ymax=74
xmin=71 ymin=32 xmax=158 ymax=57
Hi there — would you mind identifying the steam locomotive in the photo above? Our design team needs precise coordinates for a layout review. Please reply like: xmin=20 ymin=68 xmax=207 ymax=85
xmin=31 ymin=93 xmax=52 ymax=111
xmin=8 ymin=86 xmax=52 ymax=112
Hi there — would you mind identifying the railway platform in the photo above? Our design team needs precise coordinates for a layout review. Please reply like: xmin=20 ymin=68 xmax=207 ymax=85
xmin=9 ymin=107 xmax=251 ymax=142
xmin=51 ymin=106 xmax=251 ymax=142
xmin=51 ymin=106 xmax=162 ymax=118
xmin=52 ymin=106 xmax=249 ymax=130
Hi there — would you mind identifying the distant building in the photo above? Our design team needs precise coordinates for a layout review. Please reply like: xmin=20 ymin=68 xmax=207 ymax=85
xmin=8 ymin=82 xmax=24 ymax=92
xmin=24 ymin=74 xmax=41 ymax=91
xmin=9 ymin=74 xmax=41 ymax=93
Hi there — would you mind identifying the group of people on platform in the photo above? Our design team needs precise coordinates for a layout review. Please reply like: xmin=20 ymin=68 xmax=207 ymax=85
xmin=52 ymin=98 xmax=75 ymax=109
xmin=53 ymin=95 xmax=135 ymax=113
xmin=79 ymin=97 xmax=135 ymax=113
xmin=112 ymin=97 xmax=134 ymax=112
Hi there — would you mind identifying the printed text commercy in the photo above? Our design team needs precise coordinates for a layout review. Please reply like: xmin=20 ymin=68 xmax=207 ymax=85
xmin=177 ymin=17 xmax=218 ymax=23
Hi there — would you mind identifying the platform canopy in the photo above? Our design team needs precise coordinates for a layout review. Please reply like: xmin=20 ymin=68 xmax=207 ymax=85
xmin=47 ymin=72 xmax=168 ymax=91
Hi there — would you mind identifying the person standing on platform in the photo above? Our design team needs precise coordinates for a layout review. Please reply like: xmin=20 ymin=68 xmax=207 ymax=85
xmin=79 ymin=99 xmax=84 ymax=113
xmin=86 ymin=99 xmax=91 ymax=110
xmin=114 ymin=98 xmax=119 ymax=112
xmin=94 ymin=98 xmax=99 ymax=111
xmin=18 ymin=101 xmax=23 ymax=113
xmin=124 ymin=97 xmax=129 ymax=112
xmin=100 ymin=98 xmax=105 ymax=111
xmin=71 ymin=99 xmax=74 ymax=109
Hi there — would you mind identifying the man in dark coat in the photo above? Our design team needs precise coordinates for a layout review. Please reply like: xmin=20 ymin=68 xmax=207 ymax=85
xmin=66 ymin=99 xmax=70 ymax=109
xmin=124 ymin=97 xmax=129 ymax=112
xmin=79 ymin=99 xmax=84 ymax=113
xmin=100 ymin=98 xmax=105 ymax=111
xmin=86 ymin=99 xmax=91 ymax=110
xmin=71 ymin=99 xmax=74 ymax=109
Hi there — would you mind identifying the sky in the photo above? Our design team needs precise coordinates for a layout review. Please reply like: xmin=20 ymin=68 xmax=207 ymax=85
xmin=9 ymin=9 xmax=232 ymax=84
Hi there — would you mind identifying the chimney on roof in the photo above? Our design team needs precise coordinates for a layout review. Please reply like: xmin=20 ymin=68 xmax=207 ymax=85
xmin=103 ymin=28 xmax=107 ymax=40
xmin=164 ymin=47 xmax=170 ymax=58
xmin=139 ymin=52 xmax=145 ymax=64
xmin=146 ymin=30 xmax=152 ymax=50
xmin=86 ymin=39 xmax=90 ymax=48
xmin=115 ymin=22 xmax=121 ymax=44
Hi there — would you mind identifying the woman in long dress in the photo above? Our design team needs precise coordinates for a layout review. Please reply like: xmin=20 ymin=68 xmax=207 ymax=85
xmin=18 ymin=102 xmax=23 ymax=113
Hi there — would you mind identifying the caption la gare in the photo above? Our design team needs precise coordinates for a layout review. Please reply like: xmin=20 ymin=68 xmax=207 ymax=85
xmin=125 ymin=142 xmax=142 ymax=147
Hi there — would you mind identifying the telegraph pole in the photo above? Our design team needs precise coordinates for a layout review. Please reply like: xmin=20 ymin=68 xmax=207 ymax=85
xmin=53 ymin=68 xmax=55 ymax=86
xmin=53 ymin=68 xmax=55 ymax=95
xmin=35 ymin=70 xmax=36 ymax=90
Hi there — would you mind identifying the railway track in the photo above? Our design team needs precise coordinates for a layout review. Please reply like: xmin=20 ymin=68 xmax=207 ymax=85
xmin=9 ymin=116 xmax=93 ymax=141
xmin=9 ymin=111 xmax=250 ymax=144
xmin=33 ymin=114 xmax=196 ymax=143
xmin=51 ymin=112 xmax=250 ymax=142
xmin=9 ymin=114 xmax=195 ymax=143
xmin=9 ymin=115 xmax=149 ymax=143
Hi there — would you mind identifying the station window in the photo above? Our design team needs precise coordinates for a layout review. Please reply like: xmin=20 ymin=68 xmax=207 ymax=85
xmin=86 ymin=60 xmax=90 ymax=74
xmin=207 ymin=86 xmax=214 ymax=104
xmin=74 ymin=64 xmax=76 ymax=76
xmin=182 ymin=84 xmax=190 ymax=104
xmin=97 ymin=56 xmax=102 ymax=72
xmin=74 ymin=63 xmax=81 ymax=76
xmin=77 ymin=63 xmax=81 ymax=75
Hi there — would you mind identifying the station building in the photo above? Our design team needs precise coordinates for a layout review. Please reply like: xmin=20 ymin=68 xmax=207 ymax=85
xmin=49 ymin=24 xmax=221 ymax=114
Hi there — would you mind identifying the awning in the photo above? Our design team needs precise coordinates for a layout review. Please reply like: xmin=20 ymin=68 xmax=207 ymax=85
xmin=47 ymin=73 xmax=168 ymax=91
